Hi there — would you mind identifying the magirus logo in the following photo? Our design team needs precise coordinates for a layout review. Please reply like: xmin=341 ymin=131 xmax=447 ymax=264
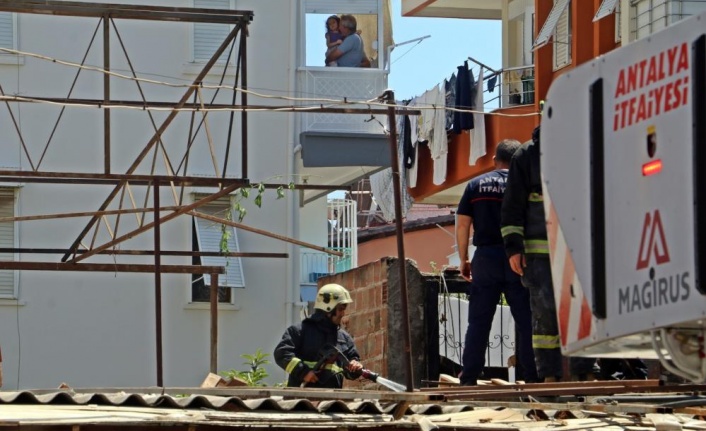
xmin=636 ymin=210 xmax=670 ymax=270
xmin=618 ymin=210 xmax=689 ymax=315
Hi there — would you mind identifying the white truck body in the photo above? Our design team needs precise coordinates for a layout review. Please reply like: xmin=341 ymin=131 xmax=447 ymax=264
xmin=541 ymin=11 xmax=706 ymax=379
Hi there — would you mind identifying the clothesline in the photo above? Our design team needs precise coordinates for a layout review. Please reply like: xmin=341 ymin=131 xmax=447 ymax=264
xmin=404 ymin=57 xmax=497 ymax=105
xmin=468 ymin=56 xmax=498 ymax=74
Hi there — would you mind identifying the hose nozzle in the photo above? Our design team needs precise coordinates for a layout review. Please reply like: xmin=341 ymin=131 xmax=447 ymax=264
xmin=360 ymin=369 xmax=379 ymax=382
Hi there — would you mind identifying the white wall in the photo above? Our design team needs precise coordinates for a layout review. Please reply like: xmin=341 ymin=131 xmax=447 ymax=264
xmin=0 ymin=0 xmax=302 ymax=389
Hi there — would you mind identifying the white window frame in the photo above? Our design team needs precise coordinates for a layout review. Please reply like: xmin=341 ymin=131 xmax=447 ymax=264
xmin=553 ymin=0 xmax=572 ymax=71
xmin=0 ymin=187 xmax=18 ymax=299
xmin=630 ymin=0 xmax=669 ymax=41
xmin=616 ymin=0 xmax=623 ymax=43
xmin=191 ymin=196 xmax=245 ymax=304
xmin=0 ymin=12 xmax=23 ymax=66
xmin=190 ymin=0 xmax=236 ymax=65
xmin=302 ymin=0 xmax=384 ymax=69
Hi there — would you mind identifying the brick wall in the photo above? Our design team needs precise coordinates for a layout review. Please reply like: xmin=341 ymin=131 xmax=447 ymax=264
xmin=319 ymin=257 xmax=426 ymax=390
xmin=319 ymin=259 xmax=387 ymax=390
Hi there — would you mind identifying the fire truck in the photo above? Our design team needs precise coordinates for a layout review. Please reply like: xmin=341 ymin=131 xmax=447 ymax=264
xmin=541 ymin=11 xmax=706 ymax=381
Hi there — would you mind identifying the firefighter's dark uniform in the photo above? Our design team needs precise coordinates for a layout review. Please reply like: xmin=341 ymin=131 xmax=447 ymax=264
xmin=274 ymin=310 xmax=360 ymax=388
xmin=501 ymin=128 xmax=597 ymax=380
xmin=457 ymin=168 xmax=538 ymax=385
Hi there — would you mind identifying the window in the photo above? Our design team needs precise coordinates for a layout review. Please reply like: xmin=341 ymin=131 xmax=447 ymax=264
xmin=631 ymin=0 xmax=668 ymax=40
xmin=305 ymin=12 xmax=381 ymax=68
xmin=192 ymin=0 xmax=235 ymax=64
xmin=553 ymin=0 xmax=572 ymax=70
xmin=0 ymin=188 xmax=17 ymax=299
xmin=0 ymin=12 xmax=17 ymax=54
xmin=630 ymin=0 xmax=706 ymax=41
xmin=303 ymin=0 xmax=390 ymax=68
xmin=191 ymin=198 xmax=245 ymax=303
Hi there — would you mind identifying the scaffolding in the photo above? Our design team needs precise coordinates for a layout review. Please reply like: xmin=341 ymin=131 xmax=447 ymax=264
xmin=0 ymin=1 xmax=419 ymax=389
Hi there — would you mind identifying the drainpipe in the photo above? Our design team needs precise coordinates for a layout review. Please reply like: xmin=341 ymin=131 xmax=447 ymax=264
xmin=285 ymin=0 xmax=300 ymax=327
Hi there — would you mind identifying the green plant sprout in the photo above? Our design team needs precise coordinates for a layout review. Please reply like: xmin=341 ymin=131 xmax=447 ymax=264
xmin=221 ymin=349 xmax=271 ymax=386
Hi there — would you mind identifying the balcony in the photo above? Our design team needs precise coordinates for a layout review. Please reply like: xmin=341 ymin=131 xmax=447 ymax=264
xmin=407 ymin=65 xmax=537 ymax=205
xmin=301 ymin=248 xmax=353 ymax=284
xmin=490 ymin=65 xmax=535 ymax=108
xmin=298 ymin=67 xmax=389 ymax=134
xmin=299 ymin=198 xmax=357 ymax=301
xmin=296 ymin=67 xmax=391 ymax=203
xmin=402 ymin=0 xmax=502 ymax=19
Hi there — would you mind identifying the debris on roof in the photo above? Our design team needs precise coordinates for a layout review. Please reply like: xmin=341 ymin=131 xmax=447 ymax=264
xmin=2 ymin=381 xmax=706 ymax=430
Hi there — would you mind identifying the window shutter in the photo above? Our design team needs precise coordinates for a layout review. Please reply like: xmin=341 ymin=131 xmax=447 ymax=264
xmin=0 ymin=13 xmax=14 ymax=50
xmin=615 ymin=1 xmax=622 ymax=43
xmin=553 ymin=1 xmax=571 ymax=70
xmin=194 ymin=202 xmax=245 ymax=288
xmin=0 ymin=189 xmax=16 ymax=298
xmin=534 ymin=0 xmax=569 ymax=48
xmin=193 ymin=0 xmax=233 ymax=63
xmin=593 ymin=0 xmax=619 ymax=22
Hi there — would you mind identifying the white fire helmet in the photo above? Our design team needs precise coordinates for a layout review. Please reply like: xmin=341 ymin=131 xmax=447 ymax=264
xmin=314 ymin=283 xmax=353 ymax=312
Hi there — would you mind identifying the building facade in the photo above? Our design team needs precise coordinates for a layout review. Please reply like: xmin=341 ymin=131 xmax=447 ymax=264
xmin=402 ymin=0 xmax=706 ymax=204
xmin=0 ymin=0 xmax=391 ymax=389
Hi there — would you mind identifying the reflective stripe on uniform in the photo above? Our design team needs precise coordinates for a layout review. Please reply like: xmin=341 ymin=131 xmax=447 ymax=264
xmin=533 ymin=334 xmax=560 ymax=349
xmin=324 ymin=363 xmax=343 ymax=373
xmin=285 ymin=357 xmax=302 ymax=374
xmin=501 ymin=225 xmax=524 ymax=237
xmin=524 ymin=239 xmax=549 ymax=254
xmin=528 ymin=192 xmax=543 ymax=202
xmin=303 ymin=360 xmax=344 ymax=374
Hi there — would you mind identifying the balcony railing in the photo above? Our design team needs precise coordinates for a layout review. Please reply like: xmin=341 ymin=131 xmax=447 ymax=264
xmin=297 ymin=66 xmax=389 ymax=134
xmin=483 ymin=65 xmax=535 ymax=110
xmin=439 ymin=294 xmax=515 ymax=370
xmin=300 ymin=247 xmax=353 ymax=285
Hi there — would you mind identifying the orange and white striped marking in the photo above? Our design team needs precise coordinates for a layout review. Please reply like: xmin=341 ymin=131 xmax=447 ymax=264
xmin=544 ymin=189 xmax=593 ymax=348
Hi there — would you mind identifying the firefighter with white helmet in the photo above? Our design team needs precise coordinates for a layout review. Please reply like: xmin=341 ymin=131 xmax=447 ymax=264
xmin=274 ymin=284 xmax=363 ymax=388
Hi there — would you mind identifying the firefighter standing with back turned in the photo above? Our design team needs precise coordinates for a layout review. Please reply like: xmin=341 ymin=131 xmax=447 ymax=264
xmin=501 ymin=126 xmax=598 ymax=382
xmin=274 ymin=283 xmax=363 ymax=388
xmin=456 ymin=139 xmax=539 ymax=386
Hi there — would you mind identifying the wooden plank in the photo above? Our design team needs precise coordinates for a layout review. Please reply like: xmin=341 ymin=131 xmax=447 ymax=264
xmin=443 ymin=383 xmax=706 ymax=401
xmin=2 ymin=96 xmax=422 ymax=116
xmin=392 ymin=401 xmax=410 ymax=420
xmin=0 ymin=249 xmax=287 ymax=259
xmin=0 ymin=1 xmax=254 ymax=23
xmin=0 ymin=261 xmax=225 ymax=274
xmin=421 ymin=379 xmax=661 ymax=392
xmin=192 ymin=211 xmax=344 ymax=257
xmin=0 ymin=170 xmax=342 ymax=190
xmin=0 ymin=169 xmax=249 ymax=186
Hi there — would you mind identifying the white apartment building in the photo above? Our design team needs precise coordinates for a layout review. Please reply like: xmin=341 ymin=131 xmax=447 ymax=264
xmin=0 ymin=0 xmax=391 ymax=389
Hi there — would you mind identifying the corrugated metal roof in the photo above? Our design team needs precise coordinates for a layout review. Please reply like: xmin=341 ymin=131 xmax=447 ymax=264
xmin=0 ymin=391 xmax=467 ymax=415
xmin=2 ymin=390 xmax=706 ymax=430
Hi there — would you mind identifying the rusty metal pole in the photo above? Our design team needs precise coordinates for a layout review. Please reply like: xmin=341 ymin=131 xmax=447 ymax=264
xmin=384 ymin=90 xmax=414 ymax=392
xmin=102 ymin=14 xmax=110 ymax=174
xmin=210 ymin=273 xmax=218 ymax=373
xmin=240 ymin=18 xmax=248 ymax=180
xmin=153 ymin=179 xmax=163 ymax=386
